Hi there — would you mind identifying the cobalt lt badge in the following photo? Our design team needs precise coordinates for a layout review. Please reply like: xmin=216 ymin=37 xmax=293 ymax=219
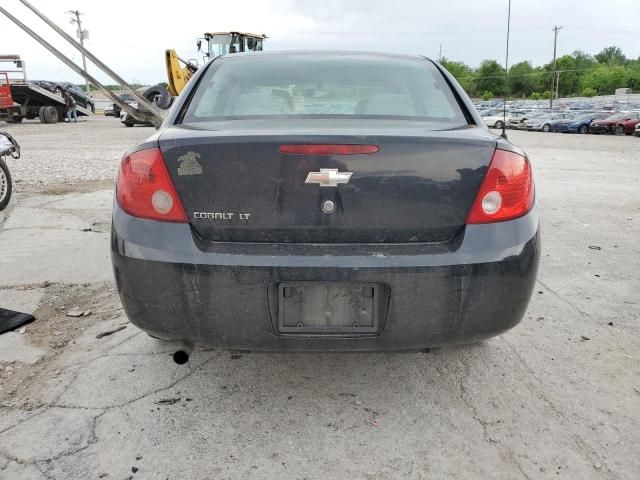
xmin=177 ymin=151 xmax=203 ymax=176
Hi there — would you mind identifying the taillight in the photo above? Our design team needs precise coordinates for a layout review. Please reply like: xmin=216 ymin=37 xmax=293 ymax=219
xmin=279 ymin=144 xmax=379 ymax=155
xmin=116 ymin=147 xmax=188 ymax=223
xmin=466 ymin=149 xmax=534 ymax=224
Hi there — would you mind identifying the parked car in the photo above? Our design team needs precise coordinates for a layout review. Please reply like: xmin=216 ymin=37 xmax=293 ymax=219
xmin=111 ymin=51 xmax=539 ymax=356
xmin=590 ymin=113 xmax=634 ymax=134
xmin=481 ymin=109 xmax=507 ymax=129
xmin=635 ymin=122 xmax=640 ymax=137
xmin=524 ymin=112 xmax=574 ymax=132
xmin=611 ymin=112 xmax=640 ymax=135
xmin=112 ymin=93 xmax=136 ymax=117
xmin=505 ymin=111 xmax=529 ymax=129
xmin=31 ymin=80 xmax=95 ymax=112
xmin=549 ymin=113 xmax=610 ymax=134
xmin=508 ymin=111 xmax=547 ymax=130
xmin=119 ymin=102 xmax=153 ymax=127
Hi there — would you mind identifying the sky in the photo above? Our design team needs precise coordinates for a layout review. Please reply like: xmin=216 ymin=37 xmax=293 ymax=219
xmin=1 ymin=0 xmax=639 ymax=86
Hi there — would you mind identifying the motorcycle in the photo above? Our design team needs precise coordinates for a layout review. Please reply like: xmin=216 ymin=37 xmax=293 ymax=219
xmin=0 ymin=131 xmax=20 ymax=211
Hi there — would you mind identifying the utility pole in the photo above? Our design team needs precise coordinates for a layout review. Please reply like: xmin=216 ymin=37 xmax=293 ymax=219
xmin=67 ymin=10 xmax=90 ymax=95
xmin=550 ymin=25 xmax=562 ymax=109
xmin=438 ymin=44 xmax=442 ymax=62
xmin=502 ymin=0 xmax=512 ymax=139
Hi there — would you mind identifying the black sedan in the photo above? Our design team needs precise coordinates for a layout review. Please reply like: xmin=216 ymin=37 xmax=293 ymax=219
xmin=111 ymin=52 xmax=540 ymax=357
xmin=31 ymin=80 xmax=95 ymax=112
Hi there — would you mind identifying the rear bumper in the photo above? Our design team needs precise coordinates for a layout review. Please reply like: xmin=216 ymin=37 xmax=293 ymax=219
xmin=111 ymin=203 xmax=540 ymax=351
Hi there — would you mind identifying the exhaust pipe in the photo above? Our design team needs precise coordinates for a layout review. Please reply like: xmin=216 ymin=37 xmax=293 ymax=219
xmin=172 ymin=343 xmax=193 ymax=365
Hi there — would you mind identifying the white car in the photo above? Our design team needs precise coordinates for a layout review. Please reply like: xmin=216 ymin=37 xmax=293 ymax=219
xmin=481 ymin=109 xmax=507 ymax=129
xmin=120 ymin=102 xmax=153 ymax=128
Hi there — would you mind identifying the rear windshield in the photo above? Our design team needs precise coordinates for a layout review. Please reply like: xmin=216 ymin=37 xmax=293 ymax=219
xmin=181 ymin=54 xmax=467 ymax=127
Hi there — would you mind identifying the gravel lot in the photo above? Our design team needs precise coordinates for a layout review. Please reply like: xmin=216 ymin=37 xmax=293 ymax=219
xmin=0 ymin=117 xmax=639 ymax=479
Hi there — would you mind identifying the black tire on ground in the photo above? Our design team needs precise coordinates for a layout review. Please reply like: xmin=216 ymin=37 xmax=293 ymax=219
xmin=143 ymin=85 xmax=173 ymax=110
xmin=124 ymin=121 xmax=135 ymax=127
xmin=578 ymin=125 xmax=588 ymax=134
xmin=38 ymin=106 xmax=46 ymax=123
xmin=0 ymin=158 xmax=12 ymax=211
xmin=542 ymin=123 xmax=551 ymax=132
xmin=494 ymin=120 xmax=504 ymax=129
xmin=614 ymin=125 xmax=624 ymax=135
xmin=7 ymin=116 xmax=23 ymax=124
xmin=42 ymin=106 xmax=59 ymax=124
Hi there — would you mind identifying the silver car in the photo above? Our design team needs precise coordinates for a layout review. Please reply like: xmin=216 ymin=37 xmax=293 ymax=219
xmin=525 ymin=112 xmax=574 ymax=132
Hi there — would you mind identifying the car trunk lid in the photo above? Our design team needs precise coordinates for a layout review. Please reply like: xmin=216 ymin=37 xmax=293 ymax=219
xmin=159 ymin=120 xmax=497 ymax=243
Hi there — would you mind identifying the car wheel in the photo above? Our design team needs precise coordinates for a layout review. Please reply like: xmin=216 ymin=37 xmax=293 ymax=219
xmin=614 ymin=125 xmax=624 ymax=135
xmin=124 ymin=121 xmax=134 ymax=127
xmin=54 ymin=87 xmax=64 ymax=97
xmin=494 ymin=120 xmax=504 ymax=129
xmin=542 ymin=124 xmax=550 ymax=132
xmin=143 ymin=85 xmax=173 ymax=110
xmin=578 ymin=125 xmax=588 ymax=134
xmin=7 ymin=115 xmax=23 ymax=124
xmin=0 ymin=158 xmax=12 ymax=211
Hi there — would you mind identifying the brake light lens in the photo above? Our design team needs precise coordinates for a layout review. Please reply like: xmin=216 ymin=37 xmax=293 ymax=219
xmin=279 ymin=144 xmax=379 ymax=155
xmin=116 ymin=147 xmax=188 ymax=222
xmin=466 ymin=149 xmax=534 ymax=224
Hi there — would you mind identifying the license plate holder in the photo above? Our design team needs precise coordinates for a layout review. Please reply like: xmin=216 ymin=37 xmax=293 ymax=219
xmin=278 ymin=282 xmax=380 ymax=334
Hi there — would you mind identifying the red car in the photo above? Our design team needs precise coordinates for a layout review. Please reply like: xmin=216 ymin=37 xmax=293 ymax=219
xmin=591 ymin=112 xmax=640 ymax=135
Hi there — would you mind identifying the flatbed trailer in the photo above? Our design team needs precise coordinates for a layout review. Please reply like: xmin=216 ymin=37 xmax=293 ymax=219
xmin=0 ymin=55 xmax=92 ymax=124
xmin=2 ymin=81 xmax=92 ymax=123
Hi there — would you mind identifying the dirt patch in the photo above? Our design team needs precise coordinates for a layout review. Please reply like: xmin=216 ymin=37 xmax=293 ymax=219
xmin=31 ymin=179 xmax=115 ymax=196
xmin=0 ymin=282 xmax=123 ymax=409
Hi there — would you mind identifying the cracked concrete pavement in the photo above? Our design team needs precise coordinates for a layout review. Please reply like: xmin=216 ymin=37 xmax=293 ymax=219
xmin=0 ymin=118 xmax=639 ymax=479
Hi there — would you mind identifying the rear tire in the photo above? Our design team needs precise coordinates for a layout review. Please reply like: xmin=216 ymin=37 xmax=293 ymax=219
xmin=542 ymin=123 xmax=550 ymax=132
xmin=578 ymin=125 xmax=588 ymax=134
xmin=614 ymin=125 xmax=624 ymax=135
xmin=494 ymin=120 xmax=504 ymax=129
xmin=123 ymin=121 xmax=134 ymax=127
xmin=143 ymin=85 xmax=173 ymax=110
xmin=42 ymin=106 xmax=59 ymax=124
xmin=7 ymin=116 xmax=23 ymax=124
xmin=0 ymin=158 xmax=12 ymax=211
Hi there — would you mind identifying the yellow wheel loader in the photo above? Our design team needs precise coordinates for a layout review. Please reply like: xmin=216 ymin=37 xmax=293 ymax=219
xmin=165 ymin=32 xmax=266 ymax=96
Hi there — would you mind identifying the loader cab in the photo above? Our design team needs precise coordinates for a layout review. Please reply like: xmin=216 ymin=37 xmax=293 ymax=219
xmin=201 ymin=32 xmax=266 ymax=59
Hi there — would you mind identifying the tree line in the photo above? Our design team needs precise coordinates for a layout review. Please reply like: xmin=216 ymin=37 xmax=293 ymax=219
xmin=440 ymin=46 xmax=640 ymax=100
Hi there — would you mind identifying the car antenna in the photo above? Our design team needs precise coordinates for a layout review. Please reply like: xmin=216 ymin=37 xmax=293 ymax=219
xmin=501 ymin=0 xmax=512 ymax=139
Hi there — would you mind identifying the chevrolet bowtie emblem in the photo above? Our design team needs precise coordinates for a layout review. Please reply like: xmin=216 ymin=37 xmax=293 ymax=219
xmin=305 ymin=169 xmax=353 ymax=187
